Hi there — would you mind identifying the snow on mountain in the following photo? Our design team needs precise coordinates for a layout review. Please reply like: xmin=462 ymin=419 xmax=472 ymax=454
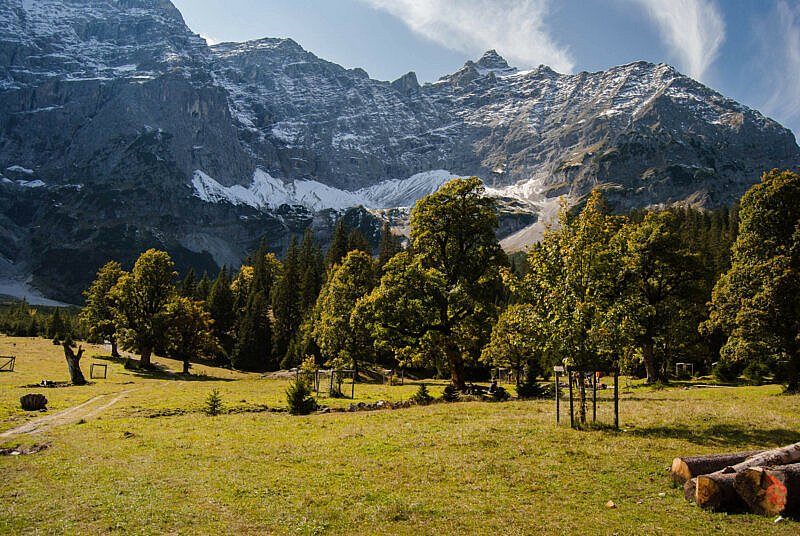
xmin=357 ymin=170 xmax=457 ymax=208
xmin=191 ymin=169 xmax=458 ymax=212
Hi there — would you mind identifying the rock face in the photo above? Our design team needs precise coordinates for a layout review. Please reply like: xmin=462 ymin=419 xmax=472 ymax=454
xmin=0 ymin=0 xmax=798 ymax=302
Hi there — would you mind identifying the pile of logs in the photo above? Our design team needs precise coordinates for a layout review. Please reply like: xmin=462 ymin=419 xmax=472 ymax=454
xmin=672 ymin=441 xmax=800 ymax=516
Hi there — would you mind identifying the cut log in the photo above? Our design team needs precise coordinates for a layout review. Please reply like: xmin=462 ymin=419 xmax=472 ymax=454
xmin=734 ymin=463 xmax=800 ymax=517
xmin=671 ymin=451 xmax=764 ymax=485
xmin=695 ymin=473 xmax=745 ymax=511
xmin=684 ymin=478 xmax=697 ymax=502
xmin=692 ymin=441 xmax=800 ymax=511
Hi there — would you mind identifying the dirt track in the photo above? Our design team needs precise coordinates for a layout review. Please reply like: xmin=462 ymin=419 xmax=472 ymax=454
xmin=0 ymin=389 xmax=133 ymax=437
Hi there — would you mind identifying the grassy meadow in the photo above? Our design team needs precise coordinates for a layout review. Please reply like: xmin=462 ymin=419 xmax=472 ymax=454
xmin=1 ymin=335 xmax=799 ymax=535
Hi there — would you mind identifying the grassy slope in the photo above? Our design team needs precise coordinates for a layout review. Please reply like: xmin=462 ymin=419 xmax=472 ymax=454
xmin=1 ymin=336 xmax=799 ymax=535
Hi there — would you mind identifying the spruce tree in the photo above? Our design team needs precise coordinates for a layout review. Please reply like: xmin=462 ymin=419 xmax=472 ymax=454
xmin=326 ymin=220 xmax=349 ymax=269
xmin=272 ymin=238 xmax=302 ymax=367
xmin=377 ymin=221 xmax=401 ymax=271
xmin=207 ymin=267 xmax=236 ymax=358
xmin=231 ymin=291 xmax=273 ymax=371
xmin=195 ymin=271 xmax=212 ymax=301
xmin=181 ymin=268 xmax=196 ymax=298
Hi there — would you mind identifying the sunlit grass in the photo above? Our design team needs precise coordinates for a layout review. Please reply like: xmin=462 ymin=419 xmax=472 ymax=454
xmin=1 ymin=336 xmax=799 ymax=535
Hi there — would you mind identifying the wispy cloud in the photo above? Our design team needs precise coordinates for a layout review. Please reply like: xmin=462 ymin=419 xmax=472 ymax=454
xmin=759 ymin=0 xmax=800 ymax=131
xmin=627 ymin=0 xmax=725 ymax=81
xmin=357 ymin=0 xmax=575 ymax=73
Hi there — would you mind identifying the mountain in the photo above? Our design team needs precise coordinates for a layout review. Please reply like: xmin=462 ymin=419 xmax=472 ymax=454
xmin=1 ymin=0 xmax=798 ymax=303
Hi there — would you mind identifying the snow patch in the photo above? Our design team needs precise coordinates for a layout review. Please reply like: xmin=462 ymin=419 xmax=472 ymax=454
xmin=6 ymin=165 xmax=34 ymax=175
xmin=191 ymin=169 xmax=457 ymax=212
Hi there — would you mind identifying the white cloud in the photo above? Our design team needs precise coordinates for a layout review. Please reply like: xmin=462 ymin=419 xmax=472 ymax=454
xmin=628 ymin=0 xmax=725 ymax=81
xmin=200 ymin=33 xmax=219 ymax=46
xmin=760 ymin=1 xmax=800 ymax=130
xmin=358 ymin=0 xmax=575 ymax=73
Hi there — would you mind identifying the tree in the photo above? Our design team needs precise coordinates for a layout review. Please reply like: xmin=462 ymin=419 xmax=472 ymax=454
xmin=703 ymin=170 xmax=800 ymax=392
xmin=358 ymin=177 xmax=505 ymax=389
xmin=481 ymin=304 xmax=549 ymax=389
xmin=522 ymin=191 xmax=624 ymax=423
xmin=48 ymin=308 xmax=66 ymax=341
xmin=313 ymin=250 xmax=376 ymax=374
xmin=230 ymin=291 xmax=273 ymax=371
xmin=110 ymin=249 xmax=177 ymax=368
xmin=273 ymin=238 xmax=302 ymax=367
xmin=207 ymin=267 xmax=236 ymax=358
xmin=377 ymin=221 xmax=402 ymax=272
xmin=615 ymin=211 xmax=705 ymax=383
xmin=165 ymin=296 xmax=218 ymax=374
xmin=62 ymin=338 xmax=87 ymax=385
xmin=180 ymin=267 xmax=196 ymax=298
xmin=79 ymin=261 xmax=124 ymax=357
xmin=325 ymin=220 xmax=349 ymax=269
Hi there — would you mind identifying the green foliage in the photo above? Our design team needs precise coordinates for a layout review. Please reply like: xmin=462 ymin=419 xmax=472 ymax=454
xmin=230 ymin=291 xmax=273 ymax=372
xmin=203 ymin=388 xmax=224 ymax=416
xmin=165 ymin=296 xmax=218 ymax=374
xmin=441 ymin=384 xmax=459 ymax=402
xmin=314 ymin=250 xmax=376 ymax=373
xmin=273 ymin=238 xmax=302 ymax=367
xmin=286 ymin=378 xmax=318 ymax=415
xmin=207 ymin=267 xmax=236 ymax=358
xmin=713 ymin=359 xmax=744 ymax=383
xmin=359 ymin=177 xmax=506 ymax=389
xmin=110 ymin=249 xmax=177 ymax=368
xmin=703 ymin=170 xmax=800 ymax=392
xmin=490 ymin=386 xmax=509 ymax=401
xmin=377 ymin=221 xmax=403 ymax=271
xmin=78 ymin=261 xmax=124 ymax=354
xmin=411 ymin=383 xmax=433 ymax=405
xmin=481 ymin=304 xmax=550 ymax=388
xmin=614 ymin=210 xmax=706 ymax=383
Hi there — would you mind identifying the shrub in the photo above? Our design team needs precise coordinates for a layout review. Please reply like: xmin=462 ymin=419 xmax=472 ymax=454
xmin=441 ymin=384 xmax=459 ymax=402
xmin=286 ymin=378 xmax=318 ymax=415
xmin=743 ymin=362 xmax=769 ymax=386
xmin=517 ymin=380 xmax=553 ymax=399
xmin=491 ymin=386 xmax=509 ymax=401
xmin=411 ymin=383 xmax=433 ymax=405
xmin=713 ymin=360 xmax=744 ymax=383
xmin=204 ymin=388 xmax=224 ymax=416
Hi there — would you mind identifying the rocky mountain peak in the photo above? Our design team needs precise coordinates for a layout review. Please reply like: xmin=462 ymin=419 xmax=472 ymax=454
xmin=476 ymin=49 xmax=510 ymax=70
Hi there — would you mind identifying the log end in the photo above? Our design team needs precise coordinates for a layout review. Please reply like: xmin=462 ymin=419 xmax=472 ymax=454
xmin=684 ymin=478 xmax=697 ymax=503
xmin=671 ymin=457 xmax=692 ymax=485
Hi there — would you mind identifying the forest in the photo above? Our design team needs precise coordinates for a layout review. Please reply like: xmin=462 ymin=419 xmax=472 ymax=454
xmin=2 ymin=170 xmax=798 ymax=394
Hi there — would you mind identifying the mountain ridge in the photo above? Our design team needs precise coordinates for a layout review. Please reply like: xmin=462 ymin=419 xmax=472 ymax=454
xmin=0 ymin=0 xmax=798 ymax=302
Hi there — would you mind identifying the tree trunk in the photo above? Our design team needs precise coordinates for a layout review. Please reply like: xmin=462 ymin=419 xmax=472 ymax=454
xmin=692 ymin=441 xmax=800 ymax=510
xmin=671 ymin=451 xmax=765 ymax=485
xmin=578 ymin=372 xmax=587 ymax=425
xmin=139 ymin=346 xmax=152 ymax=369
xmin=734 ymin=463 xmax=800 ymax=517
xmin=695 ymin=473 xmax=745 ymax=511
xmin=642 ymin=342 xmax=659 ymax=384
xmin=62 ymin=343 xmax=87 ymax=385
xmin=182 ymin=358 xmax=190 ymax=375
xmin=445 ymin=342 xmax=466 ymax=390
xmin=787 ymin=353 xmax=799 ymax=393
xmin=110 ymin=337 xmax=120 ymax=358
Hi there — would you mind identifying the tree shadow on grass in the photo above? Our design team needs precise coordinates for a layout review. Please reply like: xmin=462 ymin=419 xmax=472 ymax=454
xmin=630 ymin=423 xmax=800 ymax=448
xmin=91 ymin=355 xmax=235 ymax=382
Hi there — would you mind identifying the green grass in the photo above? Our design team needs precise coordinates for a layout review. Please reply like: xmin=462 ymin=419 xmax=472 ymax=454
xmin=1 ymin=336 xmax=799 ymax=535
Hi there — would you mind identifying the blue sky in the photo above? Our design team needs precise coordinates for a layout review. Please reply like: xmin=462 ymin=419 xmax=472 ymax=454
xmin=171 ymin=0 xmax=800 ymax=138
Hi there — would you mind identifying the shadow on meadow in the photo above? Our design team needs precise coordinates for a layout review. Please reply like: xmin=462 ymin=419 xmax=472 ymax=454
xmin=91 ymin=354 xmax=236 ymax=382
xmin=631 ymin=423 xmax=800 ymax=447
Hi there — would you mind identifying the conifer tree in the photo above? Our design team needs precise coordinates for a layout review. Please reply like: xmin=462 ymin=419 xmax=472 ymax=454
xmin=195 ymin=271 xmax=212 ymax=301
xmin=181 ymin=267 xmax=196 ymax=298
xmin=326 ymin=220 xmax=349 ymax=269
xmin=207 ymin=267 xmax=236 ymax=358
xmin=377 ymin=221 xmax=402 ymax=271
xmin=231 ymin=291 xmax=273 ymax=371
xmin=273 ymin=238 xmax=302 ymax=367
xmin=347 ymin=228 xmax=371 ymax=255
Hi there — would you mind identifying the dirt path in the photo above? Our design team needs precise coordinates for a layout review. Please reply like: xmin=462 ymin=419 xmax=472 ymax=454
xmin=0 ymin=389 xmax=134 ymax=437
